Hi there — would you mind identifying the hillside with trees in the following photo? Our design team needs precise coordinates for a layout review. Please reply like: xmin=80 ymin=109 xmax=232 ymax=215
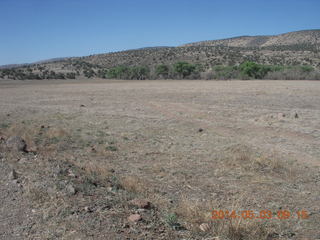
xmin=1 ymin=30 xmax=320 ymax=80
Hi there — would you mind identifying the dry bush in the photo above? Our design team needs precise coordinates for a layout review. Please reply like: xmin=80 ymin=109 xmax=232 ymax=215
xmin=200 ymin=70 xmax=215 ymax=80
xmin=228 ymin=144 xmax=289 ymax=174
xmin=71 ymin=158 xmax=114 ymax=184
xmin=46 ymin=127 xmax=69 ymax=139
xmin=25 ymin=185 xmax=50 ymax=206
xmin=264 ymin=68 xmax=320 ymax=80
xmin=175 ymin=195 xmax=273 ymax=239
xmin=225 ymin=219 xmax=271 ymax=240
xmin=176 ymin=196 xmax=214 ymax=226
xmin=119 ymin=175 xmax=149 ymax=194
xmin=5 ymin=123 xmax=38 ymax=149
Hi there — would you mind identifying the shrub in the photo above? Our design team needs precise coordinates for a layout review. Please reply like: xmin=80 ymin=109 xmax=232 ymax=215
xmin=130 ymin=66 xmax=150 ymax=80
xmin=106 ymin=66 xmax=130 ymax=79
xmin=155 ymin=64 xmax=170 ymax=79
xmin=106 ymin=66 xmax=149 ymax=80
xmin=264 ymin=66 xmax=320 ymax=80
xmin=97 ymin=69 xmax=107 ymax=78
xmin=239 ymin=61 xmax=271 ymax=79
xmin=83 ymin=69 xmax=95 ymax=78
xmin=212 ymin=65 xmax=240 ymax=79
xmin=300 ymin=65 xmax=314 ymax=73
xmin=173 ymin=62 xmax=197 ymax=79
xmin=66 ymin=72 xmax=76 ymax=79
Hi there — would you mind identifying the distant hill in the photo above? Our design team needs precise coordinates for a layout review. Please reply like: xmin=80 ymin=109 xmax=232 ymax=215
xmin=1 ymin=29 xmax=320 ymax=80
xmin=0 ymin=64 xmax=30 ymax=69
xmin=182 ymin=30 xmax=320 ymax=48
xmin=75 ymin=29 xmax=320 ymax=69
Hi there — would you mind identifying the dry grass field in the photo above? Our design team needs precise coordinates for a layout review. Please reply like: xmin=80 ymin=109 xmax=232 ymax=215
xmin=0 ymin=79 xmax=319 ymax=239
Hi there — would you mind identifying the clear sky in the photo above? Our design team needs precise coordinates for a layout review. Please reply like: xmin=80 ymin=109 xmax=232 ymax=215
xmin=1 ymin=0 xmax=319 ymax=65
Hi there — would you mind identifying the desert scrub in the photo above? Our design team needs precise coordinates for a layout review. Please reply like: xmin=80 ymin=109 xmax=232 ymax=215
xmin=165 ymin=213 xmax=181 ymax=229
xmin=0 ymin=122 xmax=10 ymax=129
xmin=106 ymin=145 xmax=117 ymax=151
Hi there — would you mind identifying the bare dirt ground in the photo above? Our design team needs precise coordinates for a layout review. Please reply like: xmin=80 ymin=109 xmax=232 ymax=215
xmin=0 ymin=79 xmax=319 ymax=240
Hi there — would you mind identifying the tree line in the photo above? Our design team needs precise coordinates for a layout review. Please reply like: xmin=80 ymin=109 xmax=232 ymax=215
xmin=100 ymin=61 xmax=320 ymax=80
xmin=1 ymin=61 xmax=319 ymax=80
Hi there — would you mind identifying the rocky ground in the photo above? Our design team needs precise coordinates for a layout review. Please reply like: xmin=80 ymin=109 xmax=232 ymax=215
xmin=0 ymin=79 xmax=319 ymax=240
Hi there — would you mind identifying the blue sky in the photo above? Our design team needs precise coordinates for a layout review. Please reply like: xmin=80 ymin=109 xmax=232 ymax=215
xmin=0 ymin=0 xmax=319 ymax=65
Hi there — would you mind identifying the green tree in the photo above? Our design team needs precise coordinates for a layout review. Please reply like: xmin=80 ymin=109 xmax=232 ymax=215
xmin=239 ymin=61 xmax=271 ymax=79
xmin=106 ymin=66 xmax=130 ymax=79
xmin=83 ymin=69 xmax=95 ymax=78
xmin=155 ymin=64 xmax=170 ymax=78
xmin=130 ymin=66 xmax=150 ymax=80
xmin=173 ymin=62 xmax=196 ymax=78
xmin=66 ymin=72 xmax=76 ymax=79
xmin=300 ymin=65 xmax=313 ymax=73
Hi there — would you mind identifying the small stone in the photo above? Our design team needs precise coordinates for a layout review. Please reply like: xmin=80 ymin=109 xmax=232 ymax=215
xmin=122 ymin=223 xmax=129 ymax=228
xmin=198 ymin=128 xmax=204 ymax=132
xmin=278 ymin=113 xmax=286 ymax=119
xmin=128 ymin=214 xmax=142 ymax=222
xmin=9 ymin=169 xmax=18 ymax=180
xmin=26 ymin=145 xmax=37 ymax=153
xmin=80 ymin=104 xmax=86 ymax=107
xmin=130 ymin=199 xmax=151 ymax=209
xmin=66 ymin=184 xmax=76 ymax=195
xmin=137 ymin=208 xmax=146 ymax=213
xmin=12 ymin=179 xmax=19 ymax=185
xmin=67 ymin=169 xmax=76 ymax=177
xmin=84 ymin=206 xmax=92 ymax=212
xmin=199 ymin=223 xmax=211 ymax=232
xmin=6 ymin=136 xmax=27 ymax=152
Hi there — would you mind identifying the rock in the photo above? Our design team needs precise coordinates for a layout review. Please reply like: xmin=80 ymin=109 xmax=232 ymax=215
xmin=6 ymin=136 xmax=27 ymax=152
xmin=12 ymin=179 xmax=21 ymax=185
xmin=198 ymin=128 xmax=204 ymax=132
xmin=122 ymin=223 xmax=129 ymax=228
xmin=137 ymin=208 xmax=147 ymax=213
xmin=84 ymin=206 xmax=93 ymax=212
xmin=66 ymin=184 xmax=76 ymax=195
xmin=80 ymin=104 xmax=86 ymax=107
xmin=277 ymin=113 xmax=286 ymax=119
xmin=128 ymin=214 xmax=142 ymax=222
xmin=130 ymin=199 xmax=151 ymax=209
xmin=9 ymin=169 xmax=18 ymax=180
xmin=26 ymin=145 xmax=37 ymax=153
xmin=199 ymin=223 xmax=211 ymax=232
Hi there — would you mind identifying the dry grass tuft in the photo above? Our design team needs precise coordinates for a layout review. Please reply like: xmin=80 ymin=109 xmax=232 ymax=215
xmin=176 ymin=197 xmax=213 ymax=227
xmin=120 ymin=175 xmax=149 ymax=194
xmin=225 ymin=219 xmax=271 ymax=240
xmin=25 ymin=185 xmax=50 ymax=206
xmin=228 ymin=144 xmax=291 ymax=174
xmin=71 ymin=158 xmax=114 ymax=183
xmin=175 ymin=194 xmax=274 ymax=239
xmin=46 ymin=127 xmax=69 ymax=139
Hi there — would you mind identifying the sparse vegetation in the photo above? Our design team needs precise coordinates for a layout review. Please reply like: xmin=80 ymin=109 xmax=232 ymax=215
xmin=155 ymin=64 xmax=170 ymax=79
xmin=105 ymin=65 xmax=150 ymax=79
xmin=0 ymin=80 xmax=319 ymax=239
xmin=1 ymin=30 xmax=320 ymax=80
